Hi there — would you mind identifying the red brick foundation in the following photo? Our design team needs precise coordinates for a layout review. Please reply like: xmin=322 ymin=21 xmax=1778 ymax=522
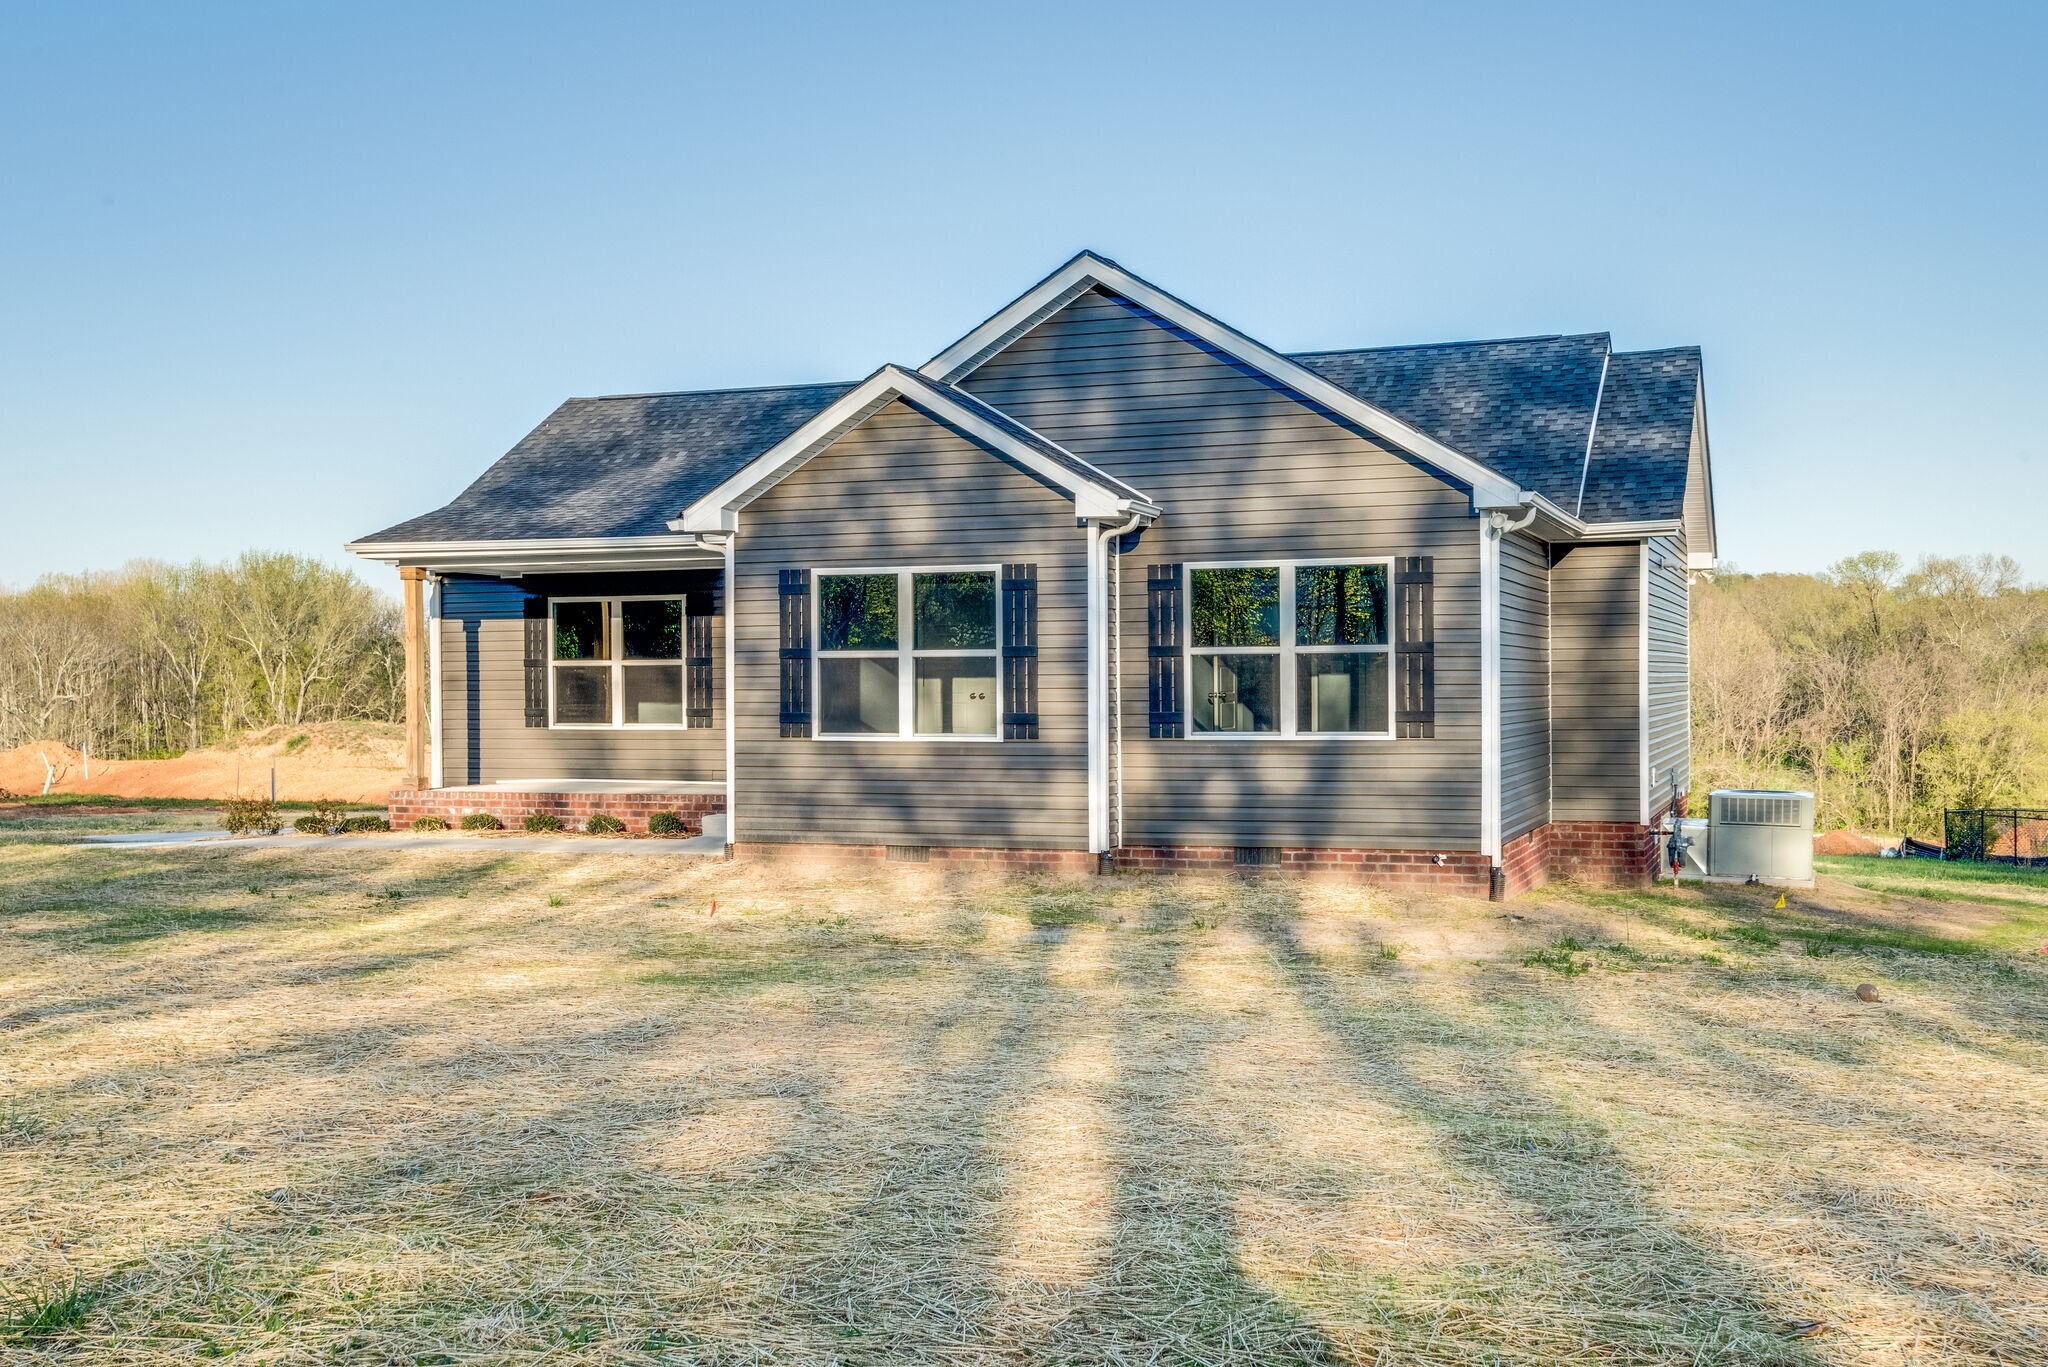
xmin=1113 ymin=845 xmax=1495 ymax=893
xmin=719 ymin=792 xmax=1689 ymax=896
xmin=733 ymin=842 xmax=1097 ymax=873
xmin=388 ymin=788 xmax=725 ymax=835
xmin=1544 ymin=821 xmax=1660 ymax=885
xmin=1499 ymin=823 xmax=1553 ymax=896
xmin=733 ymin=841 xmax=1493 ymax=892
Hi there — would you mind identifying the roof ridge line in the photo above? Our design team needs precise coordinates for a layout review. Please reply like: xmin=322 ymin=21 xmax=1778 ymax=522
xmin=575 ymin=379 xmax=859 ymax=402
xmin=1288 ymin=332 xmax=1609 ymax=357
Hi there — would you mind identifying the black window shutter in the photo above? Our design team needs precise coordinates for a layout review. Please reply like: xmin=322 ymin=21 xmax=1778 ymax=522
xmin=685 ymin=590 xmax=714 ymax=728
xmin=522 ymin=596 xmax=549 ymax=727
xmin=1147 ymin=562 xmax=1184 ymax=738
xmin=1001 ymin=563 xmax=1038 ymax=740
xmin=778 ymin=569 xmax=811 ymax=738
xmin=1395 ymin=555 xmax=1435 ymax=739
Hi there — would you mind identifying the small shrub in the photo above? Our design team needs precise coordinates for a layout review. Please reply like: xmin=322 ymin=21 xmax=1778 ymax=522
xmin=523 ymin=812 xmax=564 ymax=833
xmin=647 ymin=811 xmax=688 ymax=836
xmin=308 ymin=800 xmax=348 ymax=833
xmin=293 ymin=814 xmax=325 ymax=835
xmin=283 ymin=734 xmax=310 ymax=754
xmin=340 ymin=815 xmax=389 ymax=834
xmin=221 ymin=797 xmax=281 ymax=836
xmin=460 ymin=812 xmax=504 ymax=831
xmin=585 ymin=813 xmax=625 ymax=835
xmin=412 ymin=815 xmax=449 ymax=832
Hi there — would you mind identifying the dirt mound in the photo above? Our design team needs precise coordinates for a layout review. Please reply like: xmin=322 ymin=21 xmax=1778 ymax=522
xmin=0 ymin=723 xmax=403 ymax=804
xmin=1814 ymin=829 xmax=1891 ymax=856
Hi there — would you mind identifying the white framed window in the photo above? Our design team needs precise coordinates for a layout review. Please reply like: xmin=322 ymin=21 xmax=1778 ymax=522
xmin=1186 ymin=560 xmax=1393 ymax=738
xmin=814 ymin=567 xmax=1001 ymax=740
xmin=549 ymin=596 xmax=688 ymax=728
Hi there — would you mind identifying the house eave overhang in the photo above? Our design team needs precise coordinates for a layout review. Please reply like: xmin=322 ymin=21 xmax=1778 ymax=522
xmin=1481 ymin=492 xmax=1683 ymax=544
xmin=675 ymin=363 xmax=1156 ymax=534
xmin=920 ymin=251 xmax=1528 ymax=512
xmin=344 ymin=534 xmax=725 ymax=576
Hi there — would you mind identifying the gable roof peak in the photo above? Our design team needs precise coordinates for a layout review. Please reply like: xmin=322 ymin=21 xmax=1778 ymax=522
xmin=922 ymin=251 xmax=1529 ymax=511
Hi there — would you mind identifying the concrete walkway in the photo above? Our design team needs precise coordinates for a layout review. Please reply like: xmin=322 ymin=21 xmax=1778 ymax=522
xmin=82 ymin=830 xmax=728 ymax=856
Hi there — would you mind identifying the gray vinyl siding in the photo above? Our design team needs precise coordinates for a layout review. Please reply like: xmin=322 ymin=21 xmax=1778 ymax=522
xmin=964 ymin=287 xmax=1482 ymax=851
xmin=1646 ymin=532 xmax=1690 ymax=806
xmin=1548 ymin=542 xmax=1641 ymax=823
xmin=435 ymin=574 xmax=724 ymax=785
xmin=733 ymin=399 xmax=1088 ymax=849
xmin=1499 ymin=531 xmax=1550 ymax=841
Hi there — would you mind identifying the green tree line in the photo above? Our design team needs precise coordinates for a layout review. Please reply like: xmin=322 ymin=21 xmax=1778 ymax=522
xmin=0 ymin=553 xmax=401 ymax=759
xmin=1692 ymin=552 xmax=2048 ymax=836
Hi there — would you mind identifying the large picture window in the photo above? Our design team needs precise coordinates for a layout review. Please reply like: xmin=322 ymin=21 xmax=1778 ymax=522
xmin=1188 ymin=561 xmax=1391 ymax=737
xmin=550 ymin=597 xmax=686 ymax=727
xmin=816 ymin=569 xmax=999 ymax=739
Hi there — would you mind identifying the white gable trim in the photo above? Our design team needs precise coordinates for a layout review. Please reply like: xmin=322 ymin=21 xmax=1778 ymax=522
xmin=676 ymin=364 xmax=1158 ymax=534
xmin=920 ymin=252 xmax=1527 ymax=511
xmin=1685 ymin=374 xmax=1718 ymax=564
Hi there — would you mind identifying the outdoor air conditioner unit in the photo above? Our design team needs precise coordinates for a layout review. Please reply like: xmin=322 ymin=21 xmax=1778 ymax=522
xmin=1705 ymin=789 xmax=1815 ymax=887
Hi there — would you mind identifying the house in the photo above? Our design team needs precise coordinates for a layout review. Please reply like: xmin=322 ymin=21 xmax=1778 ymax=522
xmin=348 ymin=252 xmax=1715 ymax=895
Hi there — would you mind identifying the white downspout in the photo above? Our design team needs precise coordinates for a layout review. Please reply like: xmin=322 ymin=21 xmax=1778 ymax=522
xmin=1087 ymin=508 xmax=1148 ymax=859
xmin=1482 ymin=502 xmax=1539 ymax=874
xmin=724 ymin=533 xmax=738 ymax=853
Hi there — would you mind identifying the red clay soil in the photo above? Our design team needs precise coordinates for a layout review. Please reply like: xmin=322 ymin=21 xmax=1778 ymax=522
xmin=1813 ymin=829 xmax=1891 ymax=856
xmin=0 ymin=723 xmax=403 ymax=804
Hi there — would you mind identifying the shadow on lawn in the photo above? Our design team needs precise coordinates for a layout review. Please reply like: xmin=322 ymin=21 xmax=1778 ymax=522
xmin=1253 ymin=900 xmax=1825 ymax=1366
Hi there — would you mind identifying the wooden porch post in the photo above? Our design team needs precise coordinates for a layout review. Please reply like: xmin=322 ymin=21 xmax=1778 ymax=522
xmin=400 ymin=567 xmax=428 ymax=791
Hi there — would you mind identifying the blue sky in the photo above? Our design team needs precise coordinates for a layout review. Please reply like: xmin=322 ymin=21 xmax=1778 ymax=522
xmin=4 ymin=1 xmax=2043 ymax=597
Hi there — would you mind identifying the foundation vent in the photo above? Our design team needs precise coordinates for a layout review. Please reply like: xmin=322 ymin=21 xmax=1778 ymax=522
xmin=885 ymin=845 xmax=931 ymax=864
xmin=1234 ymin=846 xmax=1283 ymax=867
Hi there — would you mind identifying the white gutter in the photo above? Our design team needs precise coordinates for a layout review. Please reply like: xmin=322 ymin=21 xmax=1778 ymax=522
xmin=346 ymin=534 xmax=722 ymax=574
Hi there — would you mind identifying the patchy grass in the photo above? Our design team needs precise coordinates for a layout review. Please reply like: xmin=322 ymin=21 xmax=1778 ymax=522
xmin=1 ymin=1280 xmax=93 ymax=1342
xmin=1 ymin=847 xmax=2045 ymax=1364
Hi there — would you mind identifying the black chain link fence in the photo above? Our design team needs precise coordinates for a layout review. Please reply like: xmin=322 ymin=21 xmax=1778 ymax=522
xmin=1943 ymin=808 xmax=2048 ymax=867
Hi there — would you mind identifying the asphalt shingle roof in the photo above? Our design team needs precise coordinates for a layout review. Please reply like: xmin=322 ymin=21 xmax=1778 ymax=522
xmin=354 ymin=382 xmax=856 ymax=543
xmin=1578 ymin=348 xmax=1701 ymax=523
xmin=1289 ymin=334 xmax=1611 ymax=512
xmin=357 ymin=331 xmax=1702 ymax=546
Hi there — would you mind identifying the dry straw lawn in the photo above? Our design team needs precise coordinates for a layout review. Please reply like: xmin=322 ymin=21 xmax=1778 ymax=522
xmin=2 ymin=841 xmax=2046 ymax=1364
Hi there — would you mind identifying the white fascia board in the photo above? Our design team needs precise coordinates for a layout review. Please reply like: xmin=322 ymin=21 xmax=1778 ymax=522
xmin=677 ymin=364 xmax=1155 ymax=534
xmin=345 ymin=535 xmax=723 ymax=574
xmin=1505 ymin=493 xmax=1684 ymax=544
xmin=1689 ymin=373 xmax=1719 ymax=562
xmin=1686 ymin=550 xmax=1717 ymax=571
xmin=921 ymin=252 xmax=1527 ymax=511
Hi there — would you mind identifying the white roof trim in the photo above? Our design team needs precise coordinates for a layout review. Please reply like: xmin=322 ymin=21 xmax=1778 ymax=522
xmin=676 ymin=364 xmax=1157 ymax=534
xmin=345 ymin=534 xmax=723 ymax=574
xmin=920 ymin=251 xmax=1527 ymax=510
xmin=1688 ymin=372 xmax=1718 ymax=562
